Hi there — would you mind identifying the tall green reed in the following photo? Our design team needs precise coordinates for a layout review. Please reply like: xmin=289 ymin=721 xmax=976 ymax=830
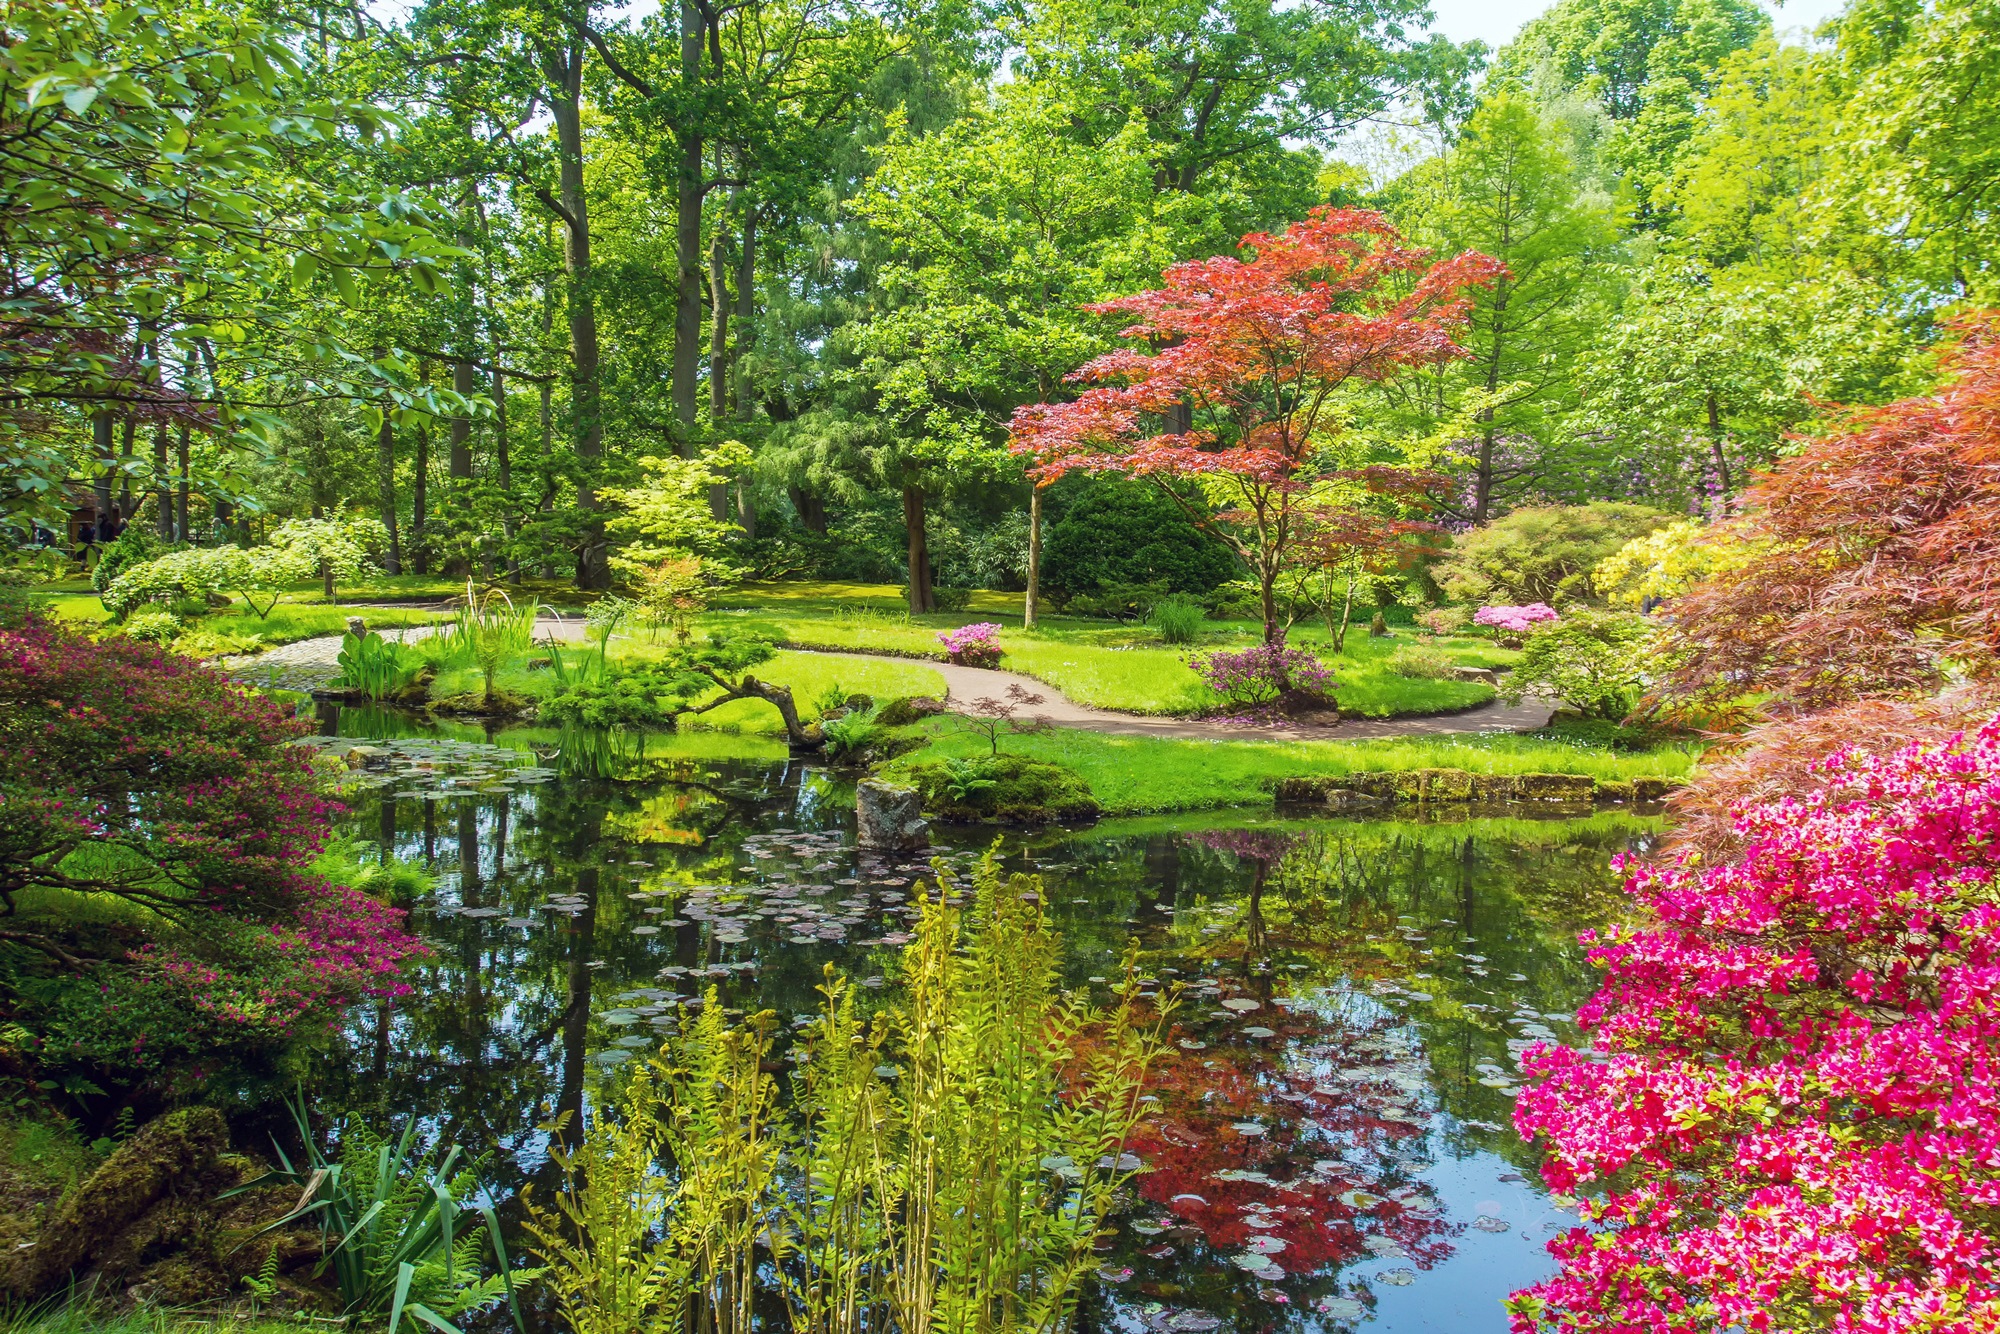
xmin=525 ymin=848 xmax=1168 ymax=1334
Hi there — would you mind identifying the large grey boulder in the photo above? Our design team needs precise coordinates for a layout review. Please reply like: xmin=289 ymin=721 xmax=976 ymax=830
xmin=857 ymin=780 xmax=929 ymax=851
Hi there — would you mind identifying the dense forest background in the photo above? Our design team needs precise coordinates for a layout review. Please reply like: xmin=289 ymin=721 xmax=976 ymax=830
xmin=8 ymin=0 xmax=1994 ymax=606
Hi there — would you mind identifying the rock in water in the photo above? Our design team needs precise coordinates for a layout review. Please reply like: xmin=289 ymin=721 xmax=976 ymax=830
xmin=857 ymin=780 xmax=929 ymax=851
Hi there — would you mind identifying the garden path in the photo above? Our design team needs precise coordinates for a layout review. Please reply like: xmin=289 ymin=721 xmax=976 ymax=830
xmin=234 ymin=619 xmax=1557 ymax=740
xmin=807 ymin=649 xmax=1558 ymax=741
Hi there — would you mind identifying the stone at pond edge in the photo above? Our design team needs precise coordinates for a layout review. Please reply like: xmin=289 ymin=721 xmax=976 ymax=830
xmin=857 ymin=780 xmax=930 ymax=851
xmin=905 ymin=755 xmax=1100 ymax=825
xmin=1272 ymin=767 xmax=1682 ymax=810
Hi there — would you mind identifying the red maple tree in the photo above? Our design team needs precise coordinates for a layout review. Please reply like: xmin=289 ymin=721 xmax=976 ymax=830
xmin=1658 ymin=313 xmax=2000 ymax=718
xmin=1009 ymin=208 xmax=1503 ymax=643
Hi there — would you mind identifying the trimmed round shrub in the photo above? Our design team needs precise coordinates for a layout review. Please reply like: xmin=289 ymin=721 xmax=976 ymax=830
xmin=1435 ymin=503 xmax=1676 ymax=605
xmin=1041 ymin=479 xmax=1239 ymax=600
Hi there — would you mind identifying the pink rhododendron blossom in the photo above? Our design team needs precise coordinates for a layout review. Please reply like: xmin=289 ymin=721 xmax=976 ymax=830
xmin=1510 ymin=716 xmax=2000 ymax=1333
xmin=938 ymin=622 xmax=1004 ymax=667
xmin=1474 ymin=603 xmax=1559 ymax=634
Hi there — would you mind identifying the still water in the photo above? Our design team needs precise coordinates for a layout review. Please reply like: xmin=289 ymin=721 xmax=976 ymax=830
xmin=307 ymin=710 xmax=1652 ymax=1334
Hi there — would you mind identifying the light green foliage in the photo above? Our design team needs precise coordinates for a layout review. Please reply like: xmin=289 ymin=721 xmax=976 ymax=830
xmin=103 ymin=546 xmax=308 ymax=619
xmin=332 ymin=632 xmax=429 ymax=700
xmin=0 ymin=0 xmax=459 ymax=534
xmin=227 ymin=1096 xmax=527 ymax=1334
xmin=1384 ymin=640 xmax=1460 ymax=680
xmin=268 ymin=514 xmax=388 ymax=592
xmin=1489 ymin=0 xmax=1769 ymax=216
xmin=819 ymin=706 xmax=889 ymax=763
xmin=1435 ymin=503 xmax=1675 ymax=606
xmin=1504 ymin=608 xmax=1657 ymax=719
xmin=1593 ymin=518 xmax=1761 ymax=606
xmin=1377 ymin=91 xmax=1622 ymax=516
xmin=526 ymin=852 xmax=1165 ymax=1334
xmin=118 ymin=609 xmax=183 ymax=645
xmin=606 ymin=447 xmax=750 ymax=580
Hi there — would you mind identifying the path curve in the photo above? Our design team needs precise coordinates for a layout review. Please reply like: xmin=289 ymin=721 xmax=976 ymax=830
xmin=226 ymin=615 xmax=1553 ymax=741
xmin=806 ymin=649 xmax=1556 ymax=742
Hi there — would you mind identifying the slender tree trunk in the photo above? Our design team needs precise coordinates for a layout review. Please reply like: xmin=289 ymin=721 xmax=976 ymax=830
xmin=117 ymin=413 xmax=135 ymax=516
xmin=90 ymin=412 xmax=113 ymax=541
xmin=1706 ymin=390 xmax=1730 ymax=520
xmin=448 ymin=357 xmax=476 ymax=576
xmin=548 ymin=44 xmax=607 ymax=589
xmin=735 ymin=205 xmax=757 ymax=414
xmin=494 ymin=364 xmax=518 ymax=579
xmin=1024 ymin=486 xmax=1041 ymax=628
xmin=903 ymin=483 xmax=935 ymax=613
xmin=175 ymin=424 xmax=190 ymax=544
xmin=153 ymin=422 xmax=172 ymax=539
xmin=378 ymin=409 xmax=402 ymax=575
xmin=671 ymin=0 xmax=705 ymax=448
xmin=412 ymin=420 xmax=431 ymax=576
xmin=705 ymin=206 xmax=731 ymax=520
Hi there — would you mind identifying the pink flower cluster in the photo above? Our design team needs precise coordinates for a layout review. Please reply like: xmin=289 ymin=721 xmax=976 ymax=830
xmin=1509 ymin=715 xmax=2000 ymax=1334
xmin=1474 ymin=603 xmax=1559 ymax=633
xmin=938 ymin=622 xmax=1004 ymax=667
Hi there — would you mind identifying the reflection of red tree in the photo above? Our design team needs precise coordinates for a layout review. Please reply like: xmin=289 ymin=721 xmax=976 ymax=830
xmin=1118 ymin=1004 xmax=1459 ymax=1279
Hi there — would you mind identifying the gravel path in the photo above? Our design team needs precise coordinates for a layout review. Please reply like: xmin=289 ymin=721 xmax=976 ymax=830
xmin=233 ymin=620 xmax=1554 ymax=741
xmin=807 ymin=649 xmax=1556 ymax=742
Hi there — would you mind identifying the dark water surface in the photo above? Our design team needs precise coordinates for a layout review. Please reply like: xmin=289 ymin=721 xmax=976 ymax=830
xmin=307 ymin=709 xmax=1652 ymax=1334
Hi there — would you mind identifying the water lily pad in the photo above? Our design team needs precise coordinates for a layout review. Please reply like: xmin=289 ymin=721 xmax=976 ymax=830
xmin=1097 ymin=1267 xmax=1133 ymax=1284
xmin=1473 ymin=1215 xmax=1510 ymax=1233
xmin=1244 ymin=1235 xmax=1286 ymax=1255
xmin=1220 ymin=998 xmax=1260 ymax=1012
xmin=1377 ymin=1267 xmax=1416 ymax=1286
xmin=1240 ymin=1026 xmax=1276 ymax=1039
xmin=1314 ymin=1297 xmax=1364 ymax=1320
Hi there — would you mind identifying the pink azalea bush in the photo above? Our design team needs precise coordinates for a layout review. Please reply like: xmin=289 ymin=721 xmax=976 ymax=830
xmin=1474 ymin=602 xmax=1560 ymax=634
xmin=938 ymin=621 xmax=1004 ymax=667
xmin=1510 ymin=716 xmax=2000 ymax=1333
xmin=1188 ymin=643 xmax=1334 ymax=708
xmin=0 ymin=611 xmax=424 ymax=1079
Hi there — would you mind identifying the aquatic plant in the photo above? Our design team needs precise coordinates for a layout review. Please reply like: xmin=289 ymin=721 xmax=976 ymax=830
xmin=331 ymin=631 xmax=428 ymax=701
xmin=230 ymin=1093 xmax=530 ymax=1334
xmin=526 ymin=850 xmax=1166 ymax=1334
xmin=1510 ymin=715 xmax=2000 ymax=1333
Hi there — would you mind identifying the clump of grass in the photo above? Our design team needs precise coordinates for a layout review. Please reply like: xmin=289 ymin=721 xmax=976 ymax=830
xmin=1148 ymin=593 xmax=1207 ymax=645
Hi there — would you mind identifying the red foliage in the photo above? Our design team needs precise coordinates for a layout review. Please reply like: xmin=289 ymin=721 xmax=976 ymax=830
xmin=1660 ymin=315 xmax=2000 ymax=717
xmin=0 ymin=612 xmax=422 ymax=1065
xmin=1009 ymin=208 xmax=1502 ymax=643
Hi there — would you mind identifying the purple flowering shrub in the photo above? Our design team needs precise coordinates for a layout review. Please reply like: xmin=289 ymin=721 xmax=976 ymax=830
xmin=0 ymin=612 xmax=423 ymax=1086
xmin=938 ymin=621 xmax=1004 ymax=667
xmin=1188 ymin=643 xmax=1335 ymax=708
xmin=1474 ymin=603 xmax=1559 ymax=634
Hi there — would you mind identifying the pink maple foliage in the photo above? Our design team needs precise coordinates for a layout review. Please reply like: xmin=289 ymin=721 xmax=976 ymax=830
xmin=1510 ymin=715 xmax=2000 ymax=1333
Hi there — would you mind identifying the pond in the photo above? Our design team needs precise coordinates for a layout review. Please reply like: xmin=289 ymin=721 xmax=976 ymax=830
xmin=304 ymin=708 xmax=1653 ymax=1334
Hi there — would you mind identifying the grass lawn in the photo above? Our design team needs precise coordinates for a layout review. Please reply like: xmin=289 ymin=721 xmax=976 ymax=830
xmin=882 ymin=723 xmax=1700 ymax=815
xmin=34 ymin=589 xmax=445 ymax=649
xmin=704 ymin=581 xmax=1510 ymax=718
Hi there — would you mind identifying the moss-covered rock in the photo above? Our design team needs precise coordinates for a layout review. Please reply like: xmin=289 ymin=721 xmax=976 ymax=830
xmin=1632 ymin=776 xmax=1683 ymax=802
xmin=906 ymin=755 xmax=1100 ymax=824
xmin=876 ymin=694 xmax=946 ymax=727
xmin=1418 ymin=768 xmax=1475 ymax=801
xmin=1516 ymin=772 xmax=1597 ymax=802
xmin=1593 ymin=778 xmax=1636 ymax=802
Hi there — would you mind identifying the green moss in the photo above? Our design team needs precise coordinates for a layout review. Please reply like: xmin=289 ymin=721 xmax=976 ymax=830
xmin=904 ymin=755 xmax=1100 ymax=823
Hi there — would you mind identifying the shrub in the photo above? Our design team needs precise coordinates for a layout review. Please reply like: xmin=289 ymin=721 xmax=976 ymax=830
xmin=0 ymin=614 xmax=423 ymax=1091
xmin=1435 ymin=503 xmax=1676 ymax=605
xmin=937 ymin=621 xmax=1003 ymax=667
xmin=89 ymin=523 xmax=172 ymax=594
xmin=820 ymin=705 xmax=888 ymax=763
xmin=1511 ymin=718 xmax=2000 ymax=1333
xmin=1039 ymin=477 xmax=1239 ymax=600
xmin=104 ymin=545 xmax=309 ymax=618
xmin=1148 ymin=593 xmax=1206 ymax=644
xmin=1475 ymin=602 xmax=1560 ymax=634
xmin=1415 ymin=605 xmax=1471 ymax=635
xmin=1063 ymin=581 xmax=1168 ymax=621
xmin=1503 ymin=609 xmax=1654 ymax=721
xmin=1187 ymin=643 xmax=1335 ymax=707
xmin=1593 ymin=519 xmax=1760 ymax=608
xmin=119 ymin=607 xmax=182 ymax=644
xmin=1384 ymin=641 xmax=1458 ymax=680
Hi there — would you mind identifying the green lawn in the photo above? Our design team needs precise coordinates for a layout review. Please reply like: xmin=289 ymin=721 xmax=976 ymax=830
xmin=882 ymin=723 xmax=1700 ymax=815
xmin=35 ymin=589 xmax=445 ymax=650
xmin=704 ymin=582 xmax=1510 ymax=718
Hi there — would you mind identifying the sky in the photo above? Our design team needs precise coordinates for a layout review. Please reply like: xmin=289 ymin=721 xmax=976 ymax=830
xmin=1425 ymin=0 xmax=1850 ymax=50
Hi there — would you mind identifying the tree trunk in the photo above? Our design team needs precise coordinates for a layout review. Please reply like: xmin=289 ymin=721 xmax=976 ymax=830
xmin=705 ymin=211 xmax=730 ymax=520
xmin=117 ymin=413 xmax=135 ymax=516
xmin=788 ymin=486 xmax=826 ymax=534
xmin=1706 ymin=390 xmax=1730 ymax=520
xmin=153 ymin=422 xmax=173 ymax=539
xmin=412 ymin=419 xmax=430 ymax=576
xmin=735 ymin=206 xmax=757 ymax=415
xmin=670 ymin=0 xmax=705 ymax=451
xmin=903 ymin=484 xmax=934 ymax=613
xmin=447 ymin=357 xmax=476 ymax=576
xmin=91 ymin=412 xmax=113 ymax=542
xmin=373 ymin=343 xmax=402 ymax=574
xmin=548 ymin=44 xmax=607 ymax=589
xmin=1024 ymin=486 xmax=1041 ymax=628
xmin=174 ymin=424 xmax=190 ymax=544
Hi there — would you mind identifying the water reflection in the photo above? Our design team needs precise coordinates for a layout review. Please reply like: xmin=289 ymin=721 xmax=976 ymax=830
xmin=308 ymin=713 xmax=1650 ymax=1333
